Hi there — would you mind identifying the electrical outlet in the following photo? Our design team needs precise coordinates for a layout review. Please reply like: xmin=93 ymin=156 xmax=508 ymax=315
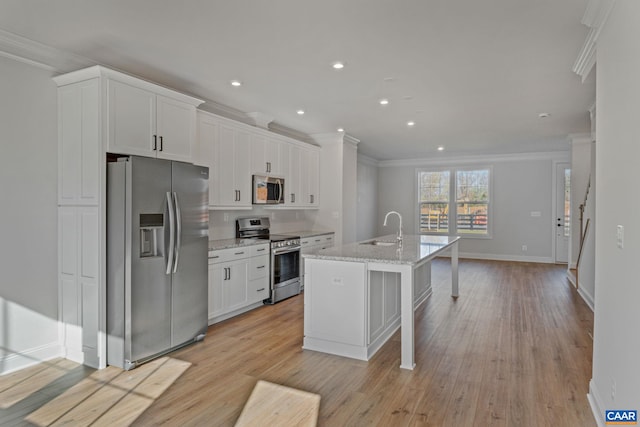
xmin=611 ymin=378 xmax=616 ymax=400
xmin=223 ymin=213 xmax=229 ymax=222
xmin=522 ymin=245 xmax=527 ymax=252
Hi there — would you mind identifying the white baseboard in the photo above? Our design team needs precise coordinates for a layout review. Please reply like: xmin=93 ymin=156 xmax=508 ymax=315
xmin=455 ymin=252 xmax=554 ymax=264
xmin=587 ymin=379 xmax=606 ymax=427
xmin=578 ymin=286 xmax=595 ymax=312
xmin=0 ymin=341 xmax=64 ymax=376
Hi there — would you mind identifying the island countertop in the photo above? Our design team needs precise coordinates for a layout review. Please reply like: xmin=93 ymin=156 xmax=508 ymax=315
xmin=303 ymin=234 xmax=460 ymax=265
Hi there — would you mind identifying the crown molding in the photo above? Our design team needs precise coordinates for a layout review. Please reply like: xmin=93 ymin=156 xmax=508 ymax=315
xmin=310 ymin=132 xmax=360 ymax=150
xmin=246 ymin=112 xmax=274 ymax=129
xmin=269 ymin=122 xmax=315 ymax=145
xmin=0 ymin=28 xmax=93 ymax=73
xmin=568 ymin=133 xmax=593 ymax=145
xmin=573 ymin=0 xmax=617 ymax=82
xmin=357 ymin=153 xmax=380 ymax=167
xmin=344 ymin=134 xmax=360 ymax=149
xmin=378 ymin=150 xmax=570 ymax=168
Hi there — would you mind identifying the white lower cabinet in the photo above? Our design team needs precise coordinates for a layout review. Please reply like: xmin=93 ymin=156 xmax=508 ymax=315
xmin=208 ymin=243 xmax=269 ymax=324
xmin=300 ymin=233 xmax=334 ymax=288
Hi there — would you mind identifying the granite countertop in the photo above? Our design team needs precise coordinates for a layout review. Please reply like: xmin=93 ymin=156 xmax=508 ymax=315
xmin=208 ymin=238 xmax=269 ymax=252
xmin=280 ymin=230 xmax=334 ymax=238
xmin=303 ymin=234 xmax=460 ymax=265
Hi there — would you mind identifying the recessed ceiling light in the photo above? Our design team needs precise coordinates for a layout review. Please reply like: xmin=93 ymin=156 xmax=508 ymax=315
xmin=407 ymin=121 xmax=415 ymax=127
xmin=332 ymin=62 xmax=345 ymax=70
xmin=403 ymin=95 xmax=413 ymax=100
xmin=379 ymin=99 xmax=389 ymax=105
xmin=538 ymin=112 xmax=551 ymax=118
xmin=230 ymin=80 xmax=242 ymax=87
xmin=297 ymin=110 xmax=305 ymax=115
xmin=337 ymin=128 xmax=344 ymax=132
xmin=383 ymin=77 xmax=396 ymax=82
xmin=437 ymin=146 xmax=445 ymax=151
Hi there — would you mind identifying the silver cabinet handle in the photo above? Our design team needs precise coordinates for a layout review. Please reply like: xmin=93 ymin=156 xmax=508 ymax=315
xmin=166 ymin=192 xmax=175 ymax=275
xmin=172 ymin=192 xmax=181 ymax=273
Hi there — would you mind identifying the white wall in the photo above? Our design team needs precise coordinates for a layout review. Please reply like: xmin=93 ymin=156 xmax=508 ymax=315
xmin=356 ymin=155 xmax=379 ymax=241
xmin=0 ymin=56 xmax=61 ymax=374
xmin=589 ymin=0 xmax=640 ymax=421
xmin=377 ymin=152 xmax=569 ymax=261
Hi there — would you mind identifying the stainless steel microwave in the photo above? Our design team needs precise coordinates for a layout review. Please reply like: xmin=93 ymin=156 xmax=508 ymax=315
xmin=252 ymin=175 xmax=284 ymax=204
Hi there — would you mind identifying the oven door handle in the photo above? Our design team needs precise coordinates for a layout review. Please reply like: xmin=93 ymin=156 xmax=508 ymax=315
xmin=272 ymin=246 xmax=301 ymax=255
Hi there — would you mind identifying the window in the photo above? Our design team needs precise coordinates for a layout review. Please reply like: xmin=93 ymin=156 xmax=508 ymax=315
xmin=418 ymin=167 xmax=491 ymax=237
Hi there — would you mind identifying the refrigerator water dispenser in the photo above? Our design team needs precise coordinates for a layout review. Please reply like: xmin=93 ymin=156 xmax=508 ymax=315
xmin=140 ymin=213 xmax=164 ymax=257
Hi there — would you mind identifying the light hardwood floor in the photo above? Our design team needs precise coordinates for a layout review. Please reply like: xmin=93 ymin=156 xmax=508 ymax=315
xmin=1 ymin=259 xmax=595 ymax=426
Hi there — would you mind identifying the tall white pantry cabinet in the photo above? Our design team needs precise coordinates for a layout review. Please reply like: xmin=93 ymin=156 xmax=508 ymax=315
xmin=54 ymin=66 xmax=203 ymax=368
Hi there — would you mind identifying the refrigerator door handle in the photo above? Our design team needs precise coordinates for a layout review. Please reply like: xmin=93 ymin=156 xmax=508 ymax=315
xmin=172 ymin=192 xmax=182 ymax=273
xmin=166 ymin=192 xmax=176 ymax=275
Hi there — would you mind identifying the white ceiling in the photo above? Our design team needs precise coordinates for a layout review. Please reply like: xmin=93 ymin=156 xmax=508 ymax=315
xmin=0 ymin=0 xmax=595 ymax=160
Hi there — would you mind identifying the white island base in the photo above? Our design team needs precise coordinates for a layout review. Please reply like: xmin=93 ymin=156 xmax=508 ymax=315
xmin=303 ymin=259 xmax=432 ymax=362
xmin=302 ymin=235 xmax=459 ymax=369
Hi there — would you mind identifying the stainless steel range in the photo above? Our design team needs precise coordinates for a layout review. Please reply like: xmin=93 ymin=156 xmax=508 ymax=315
xmin=236 ymin=217 xmax=301 ymax=304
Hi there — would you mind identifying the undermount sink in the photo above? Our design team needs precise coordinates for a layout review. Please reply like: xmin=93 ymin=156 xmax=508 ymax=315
xmin=360 ymin=240 xmax=396 ymax=246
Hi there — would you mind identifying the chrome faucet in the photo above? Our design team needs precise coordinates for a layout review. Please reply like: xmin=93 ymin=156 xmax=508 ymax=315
xmin=383 ymin=211 xmax=403 ymax=247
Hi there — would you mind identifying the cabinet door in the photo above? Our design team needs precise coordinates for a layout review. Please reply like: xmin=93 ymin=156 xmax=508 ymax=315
xmin=234 ymin=130 xmax=252 ymax=206
xmin=216 ymin=124 xmax=251 ymax=207
xmin=107 ymin=80 xmax=156 ymax=157
xmin=299 ymin=148 xmax=311 ymax=206
xmin=208 ymin=262 xmax=225 ymax=319
xmin=250 ymin=134 xmax=269 ymax=175
xmin=307 ymin=148 xmax=320 ymax=206
xmin=196 ymin=112 xmax=218 ymax=206
xmin=216 ymin=124 xmax=237 ymax=206
xmin=287 ymin=145 xmax=301 ymax=205
xmin=156 ymin=95 xmax=195 ymax=162
xmin=58 ymin=80 xmax=100 ymax=206
xmin=225 ymin=261 xmax=249 ymax=311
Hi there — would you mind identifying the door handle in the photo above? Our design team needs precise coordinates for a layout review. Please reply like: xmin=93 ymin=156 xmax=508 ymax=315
xmin=165 ymin=192 xmax=175 ymax=275
xmin=172 ymin=192 xmax=181 ymax=273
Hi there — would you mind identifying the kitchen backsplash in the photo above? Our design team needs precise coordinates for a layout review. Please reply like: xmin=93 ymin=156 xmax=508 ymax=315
xmin=209 ymin=207 xmax=319 ymax=240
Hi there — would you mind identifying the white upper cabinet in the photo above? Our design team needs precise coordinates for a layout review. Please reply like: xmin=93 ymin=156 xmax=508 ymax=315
xmin=58 ymin=79 xmax=100 ymax=206
xmin=107 ymin=79 xmax=200 ymax=163
xmin=250 ymin=134 xmax=282 ymax=176
xmin=198 ymin=111 xmax=252 ymax=208
xmin=287 ymin=144 xmax=301 ymax=206
xmin=307 ymin=148 xmax=320 ymax=207
xmin=217 ymin=123 xmax=251 ymax=207
xmin=196 ymin=110 xmax=320 ymax=209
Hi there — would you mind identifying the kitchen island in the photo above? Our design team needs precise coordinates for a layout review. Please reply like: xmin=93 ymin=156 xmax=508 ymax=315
xmin=302 ymin=234 xmax=460 ymax=370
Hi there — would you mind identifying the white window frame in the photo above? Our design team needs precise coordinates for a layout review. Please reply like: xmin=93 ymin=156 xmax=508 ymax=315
xmin=415 ymin=165 xmax=493 ymax=239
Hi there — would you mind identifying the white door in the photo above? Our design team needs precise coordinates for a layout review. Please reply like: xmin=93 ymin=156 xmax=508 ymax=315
xmin=555 ymin=163 xmax=570 ymax=263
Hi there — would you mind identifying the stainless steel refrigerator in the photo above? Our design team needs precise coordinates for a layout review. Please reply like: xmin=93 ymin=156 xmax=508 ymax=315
xmin=107 ymin=156 xmax=209 ymax=370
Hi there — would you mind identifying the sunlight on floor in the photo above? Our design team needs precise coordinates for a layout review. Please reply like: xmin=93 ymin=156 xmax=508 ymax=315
xmin=0 ymin=356 xmax=190 ymax=426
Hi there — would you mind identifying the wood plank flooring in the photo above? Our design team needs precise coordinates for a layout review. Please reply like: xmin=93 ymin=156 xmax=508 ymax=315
xmin=1 ymin=259 xmax=595 ymax=426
